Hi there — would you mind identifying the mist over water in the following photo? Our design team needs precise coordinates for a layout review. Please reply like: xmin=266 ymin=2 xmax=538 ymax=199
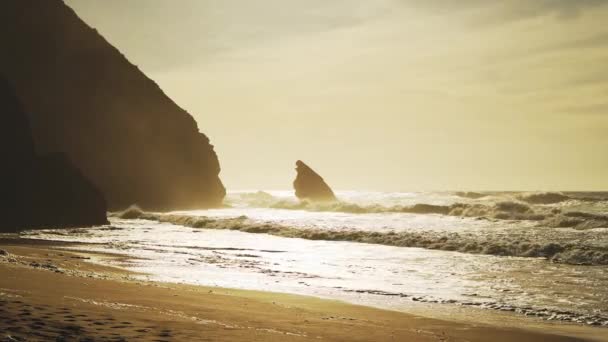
xmin=24 ymin=190 xmax=608 ymax=327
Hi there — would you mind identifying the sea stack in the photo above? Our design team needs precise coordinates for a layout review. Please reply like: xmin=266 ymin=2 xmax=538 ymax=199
xmin=293 ymin=160 xmax=337 ymax=202
xmin=0 ymin=78 xmax=108 ymax=232
xmin=0 ymin=0 xmax=225 ymax=211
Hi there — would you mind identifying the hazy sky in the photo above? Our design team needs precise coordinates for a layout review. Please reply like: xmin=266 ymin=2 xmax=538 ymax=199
xmin=65 ymin=0 xmax=608 ymax=191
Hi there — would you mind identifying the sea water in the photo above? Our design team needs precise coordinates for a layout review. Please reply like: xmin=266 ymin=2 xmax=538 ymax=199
xmin=24 ymin=191 xmax=608 ymax=327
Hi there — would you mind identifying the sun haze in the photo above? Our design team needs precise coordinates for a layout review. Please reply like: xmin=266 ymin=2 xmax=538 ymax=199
xmin=65 ymin=0 xmax=608 ymax=191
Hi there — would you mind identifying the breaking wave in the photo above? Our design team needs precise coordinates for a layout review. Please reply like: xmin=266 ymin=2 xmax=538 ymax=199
xmin=112 ymin=208 xmax=608 ymax=266
xmin=235 ymin=195 xmax=608 ymax=230
xmin=516 ymin=192 xmax=570 ymax=204
xmin=454 ymin=191 xmax=488 ymax=199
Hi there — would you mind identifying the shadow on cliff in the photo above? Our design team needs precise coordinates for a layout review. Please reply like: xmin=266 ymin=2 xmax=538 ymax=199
xmin=0 ymin=0 xmax=225 ymax=211
xmin=1 ymin=77 xmax=108 ymax=232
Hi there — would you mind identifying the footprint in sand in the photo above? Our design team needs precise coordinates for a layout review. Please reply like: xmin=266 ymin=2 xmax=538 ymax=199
xmin=159 ymin=329 xmax=172 ymax=338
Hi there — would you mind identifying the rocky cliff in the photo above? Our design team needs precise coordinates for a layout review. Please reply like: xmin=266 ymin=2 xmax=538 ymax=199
xmin=1 ymin=77 xmax=108 ymax=232
xmin=0 ymin=0 xmax=225 ymax=211
xmin=293 ymin=160 xmax=337 ymax=202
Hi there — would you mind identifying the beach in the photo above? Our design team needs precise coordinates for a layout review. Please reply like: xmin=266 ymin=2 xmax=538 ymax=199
xmin=3 ymin=1 xmax=607 ymax=341
xmin=21 ymin=191 xmax=608 ymax=328
xmin=0 ymin=238 xmax=605 ymax=341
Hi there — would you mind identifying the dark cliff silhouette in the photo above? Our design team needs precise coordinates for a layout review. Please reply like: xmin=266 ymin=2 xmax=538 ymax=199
xmin=293 ymin=160 xmax=337 ymax=202
xmin=1 ymin=77 xmax=108 ymax=232
xmin=0 ymin=0 xmax=225 ymax=211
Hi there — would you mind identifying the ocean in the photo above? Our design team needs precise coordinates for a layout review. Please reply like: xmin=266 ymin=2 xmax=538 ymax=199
xmin=24 ymin=190 xmax=608 ymax=327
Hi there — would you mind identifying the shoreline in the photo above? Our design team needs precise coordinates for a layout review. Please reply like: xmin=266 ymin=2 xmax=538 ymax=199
xmin=0 ymin=237 xmax=605 ymax=341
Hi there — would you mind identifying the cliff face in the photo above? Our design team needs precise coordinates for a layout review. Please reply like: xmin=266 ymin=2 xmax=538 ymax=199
xmin=1 ymin=78 xmax=108 ymax=232
xmin=293 ymin=160 xmax=337 ymax=202
xmin=0 ymin=0 xmax=225 ymax=211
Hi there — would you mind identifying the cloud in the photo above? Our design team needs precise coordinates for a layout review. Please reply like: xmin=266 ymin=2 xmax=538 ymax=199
xmin=546 ymin=32 xmax=608 ymax=52
xmin=66 ymin=0 xmax=394 ymax=72
xmin=561 ymin=103 xmax=608 ymax=115
xmin=402 ymin=0 xmax=608 ymax=21
xmin=528 ymin=0 xmax=608 ymax=19
xmin=67 ymin=0 xmax=608 ymax=74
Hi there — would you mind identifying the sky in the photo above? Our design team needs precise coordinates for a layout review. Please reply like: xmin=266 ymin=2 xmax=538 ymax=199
xmin=65 ymin=0 xmax=608 ymax=191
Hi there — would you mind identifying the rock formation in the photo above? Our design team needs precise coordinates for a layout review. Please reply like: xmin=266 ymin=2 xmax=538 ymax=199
xmin=0 ymin=0 xmax=225 ymax=211
xmin=293 ymin=160 xmax=337 ymax=202
xmin=1 ymin=77 xmax=108 ymax=232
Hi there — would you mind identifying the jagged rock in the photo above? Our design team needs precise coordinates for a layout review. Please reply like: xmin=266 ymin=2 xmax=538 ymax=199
xmin=0 ymin=0 xmax=225 ymax=211
xmin=293 ymin=160 xmax=337 ymax=202
xmin=0 ymin=77 xmax=108 ymax=232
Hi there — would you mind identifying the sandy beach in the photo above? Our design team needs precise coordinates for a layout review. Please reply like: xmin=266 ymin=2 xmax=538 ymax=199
xmin=0 ymin=238 xmax=604 ymax=342
xmin=3 ymin=1 xmax=607 ymax=341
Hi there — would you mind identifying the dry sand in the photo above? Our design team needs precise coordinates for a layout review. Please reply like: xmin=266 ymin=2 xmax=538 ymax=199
xmin=0 ymin=238 xmax=604 ymax=341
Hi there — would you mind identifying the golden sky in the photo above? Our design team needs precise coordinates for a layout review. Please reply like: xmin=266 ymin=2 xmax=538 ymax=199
xmin=66 ymin=0 xmax=608 ymax=191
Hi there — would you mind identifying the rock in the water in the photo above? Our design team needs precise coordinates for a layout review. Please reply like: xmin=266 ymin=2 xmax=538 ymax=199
xmin=0 ymin=0 xmax=225 ymax=211
xmin=293 ymin=160 xmax=337 ymax=202
xmin=0 ymin=77 xmax=108 ymax=232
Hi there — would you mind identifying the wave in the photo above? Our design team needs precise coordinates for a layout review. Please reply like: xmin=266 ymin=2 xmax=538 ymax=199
xmin=225 ymin=191 xmax=608 ymax=229
xmin=516 ymin=192 xmax=570 ymax=204
xmin=454 ymin=191 xmax=488 ymax=199
xmin=454 ymin=191 xmax=576 ymax=204
xmin=343 ymin=289 xmax=608 ymax=326
xmin=264 ymin=199 xmax=608 ymax=229
xmin=112 ymin=208 xmax=608 ymax=266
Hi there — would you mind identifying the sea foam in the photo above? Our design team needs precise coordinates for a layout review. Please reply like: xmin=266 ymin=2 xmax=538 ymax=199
xmin=111 ymin=209 xmax=608 ymax=266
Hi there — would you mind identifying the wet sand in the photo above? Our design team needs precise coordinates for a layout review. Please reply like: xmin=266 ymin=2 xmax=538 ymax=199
xmin=0 ymin=238 xmax=604 ymax=341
